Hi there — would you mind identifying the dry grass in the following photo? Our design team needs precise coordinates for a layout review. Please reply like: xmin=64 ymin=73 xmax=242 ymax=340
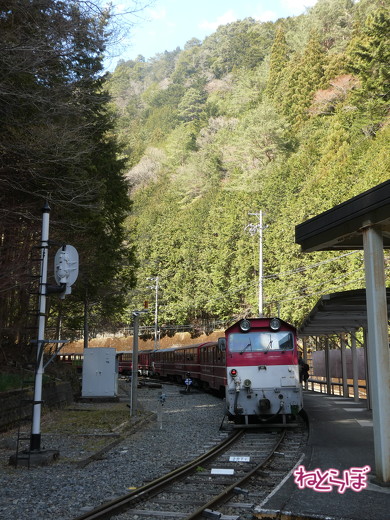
xmin=62 ymin=330 xmax=224 ymax=354
xmin=43 ymin=402 xmax=129 ymax=434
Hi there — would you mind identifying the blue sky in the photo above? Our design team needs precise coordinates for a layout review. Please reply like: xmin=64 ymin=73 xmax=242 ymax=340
xmin=107 ymin=0 xmax=318 ymax=69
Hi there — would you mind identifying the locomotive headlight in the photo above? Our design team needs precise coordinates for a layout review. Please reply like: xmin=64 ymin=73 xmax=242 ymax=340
xmin=230 ymin=369 xmax=238 ymax=377
xmin=243 ymin=379 xmax=252 ymax=388
xmin=239 ymin=319 xmax=251 ymax=332
xmin=270 ymin=317 xmax=281 ymax=331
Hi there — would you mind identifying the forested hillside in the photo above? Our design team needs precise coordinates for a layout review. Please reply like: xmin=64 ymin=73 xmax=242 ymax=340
xmin=1 ymin=0 xmax=388 ymax=355
xmin=108 ymin=0 xmax=389 ymax=328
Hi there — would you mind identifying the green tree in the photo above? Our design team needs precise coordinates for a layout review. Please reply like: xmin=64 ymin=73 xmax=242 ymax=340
xmin=348 ymin=7 xmax=390 ymax=103
xmin=203 ymin=19 xmax=274 ymax=78
xmin=266 ymin=27 xmax=289 ymax=102
xmin=178 ymin=87 xmax=207 ymax=123
xmin=281 ymin=32 xmax=327 ymax=127
xmin=306 ymin=0 xmax=355 ymax=52
xmin=0 ymin=0 xmax=136 ymax=345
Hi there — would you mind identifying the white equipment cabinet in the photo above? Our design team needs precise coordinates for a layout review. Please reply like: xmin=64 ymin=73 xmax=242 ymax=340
xmin=81 ymin=348 xmax=118 ymax=397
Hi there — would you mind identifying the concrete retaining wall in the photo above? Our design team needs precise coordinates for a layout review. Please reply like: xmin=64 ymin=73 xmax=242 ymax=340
xmin=0 ymin=381 xmax=73 ymax=432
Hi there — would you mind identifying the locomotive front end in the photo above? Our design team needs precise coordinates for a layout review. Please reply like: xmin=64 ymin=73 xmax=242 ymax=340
xmin=221 ymin=317 xmax=303 ymax=424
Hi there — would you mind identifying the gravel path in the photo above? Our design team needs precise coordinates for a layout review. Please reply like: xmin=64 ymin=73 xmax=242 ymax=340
xmin=0 ymin=382 xmax=226 ymax=520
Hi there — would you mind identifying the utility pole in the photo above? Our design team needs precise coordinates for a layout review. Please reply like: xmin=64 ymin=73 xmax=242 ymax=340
xmin=147 ymin=276 xmax=160 ymax=350
xmin=153 ymin=276 xmax=159 ymax=350
xmin=130 ymin=310 xmax=148 ymax=417
xmin=84 ymin=289 xmax=88 ymax=349
xmin=245 ymin=210 xmax=268 ymax=317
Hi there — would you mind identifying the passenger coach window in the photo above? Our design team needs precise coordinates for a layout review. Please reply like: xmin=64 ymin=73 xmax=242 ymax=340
xmin=228 ymin=332 xmax=294 ymax=353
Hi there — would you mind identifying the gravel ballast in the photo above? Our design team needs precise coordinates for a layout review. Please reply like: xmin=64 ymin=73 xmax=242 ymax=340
xmin=0 ymin=382 xmax=226 ymax=520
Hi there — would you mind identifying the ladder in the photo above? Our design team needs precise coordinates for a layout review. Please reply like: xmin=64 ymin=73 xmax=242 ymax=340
xmin=12 ymin=251 xmax=42 ymax=468
xmin=13 ymin=370 xmax=35 ymax=468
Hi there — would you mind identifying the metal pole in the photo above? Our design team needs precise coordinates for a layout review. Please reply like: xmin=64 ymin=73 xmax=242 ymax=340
xmin=340 ymin=334 xmax=348 ymax=397
xmin=363 ymin=327 xmax=371 ymax=410
xmin=130 ymin=312 xmax=140 ymax=417
xmin=362 ymin=224 xmax=390 ymax=483
xmin=247 ymin=211 xmax=266 ymax=317
xmin=350 ymin=333 xmax=359 ymax=402
xmin=325 ymin=337 xmax=331 ymax=395
xmin=30 ymin=201 xmax=50 ymax=452
xmin=303 ymin=337 xmax=308 ymax=390
xmin=84 ymin=289 xmax=89 ymax=349
xmin=154 ymin=276 xmax=159 ymax=350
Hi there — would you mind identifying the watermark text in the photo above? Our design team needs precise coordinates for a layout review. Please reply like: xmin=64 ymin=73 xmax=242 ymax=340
xmin=293 ymin=465 xmax=371 ymax=493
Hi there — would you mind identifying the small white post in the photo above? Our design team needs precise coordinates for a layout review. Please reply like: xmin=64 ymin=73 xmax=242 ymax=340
xmin=157 ymin=392 xmax=166 ymax=429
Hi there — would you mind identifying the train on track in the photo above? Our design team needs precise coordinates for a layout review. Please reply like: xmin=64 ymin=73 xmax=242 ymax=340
xmin=220 ymin=317 xmax=303 ymax=424
xmin=59 ymin=317 xmax=303 ymax=424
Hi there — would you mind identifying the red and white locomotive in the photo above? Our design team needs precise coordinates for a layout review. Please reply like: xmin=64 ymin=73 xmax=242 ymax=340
xmin=218 ymin=317 xmax=303 ymax=424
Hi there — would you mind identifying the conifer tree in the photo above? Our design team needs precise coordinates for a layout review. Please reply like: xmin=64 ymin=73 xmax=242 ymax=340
xmin=0 ymin=0 xmax=136 ymax=344
xmin=348 ymin=7 xmax=390 ymax=104
xmin=282 ymin=32 xmax=326 ymax=127
xmin=266 ymin=27 xmax=289 ymax=103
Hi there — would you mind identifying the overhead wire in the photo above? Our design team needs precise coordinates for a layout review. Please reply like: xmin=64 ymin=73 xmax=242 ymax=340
xmin=266 ymin=265 xmax=390 ymax=305
xmin=263 ymin=251 xmax=362 ymax=280
xmin=206 ymin=250 xmax=364 ymax=303
xmin=265 ymin=267 xmax=366 ymax=301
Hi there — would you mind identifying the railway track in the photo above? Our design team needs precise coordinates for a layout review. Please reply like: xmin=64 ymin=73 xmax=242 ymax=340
xmin=73 ymin=418 xmax=307 ymax=520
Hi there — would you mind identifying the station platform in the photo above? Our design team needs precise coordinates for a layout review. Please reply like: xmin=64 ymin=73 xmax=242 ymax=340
xmin=254 ymin=390 xmax=390 ymax=520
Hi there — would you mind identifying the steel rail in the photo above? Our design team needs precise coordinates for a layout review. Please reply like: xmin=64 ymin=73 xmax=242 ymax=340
xmin=184 ymin=429 xmax=286 ymax=520
xmin=73 ymin=428 xmax=244 ymax=520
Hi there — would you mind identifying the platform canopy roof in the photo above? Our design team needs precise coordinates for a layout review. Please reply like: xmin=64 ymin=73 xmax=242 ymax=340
xmin=298 ymin=288 xmax=390 ymax=336
xmin=295 ymin=180 xmax=390 ymax=336
xmin=295 ymin=179 xmax=390 ymax=252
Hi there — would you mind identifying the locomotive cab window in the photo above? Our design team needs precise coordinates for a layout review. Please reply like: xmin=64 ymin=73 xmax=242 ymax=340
xmin=228 ymin=331 xmax=294 ymax=353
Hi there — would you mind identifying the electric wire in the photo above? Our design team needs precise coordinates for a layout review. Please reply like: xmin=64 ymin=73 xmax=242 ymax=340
xmin=263 ymin=251 xmax=362 ymax=280
xmin=266 ymin=268 xmax=366 ymax=301
xmin=206 ymin=251 xmax=364 ymax=303
xmin=267 ymin=265 xmax=390 ymax=305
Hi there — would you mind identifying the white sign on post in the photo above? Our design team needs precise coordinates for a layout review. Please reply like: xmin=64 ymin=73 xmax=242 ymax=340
xmin=54 ymin=245 xmax=79 ymax=298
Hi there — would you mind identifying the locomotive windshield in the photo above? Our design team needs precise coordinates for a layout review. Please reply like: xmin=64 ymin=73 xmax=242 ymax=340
xmin=228 ymin=331 xmax=294 ymax=353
